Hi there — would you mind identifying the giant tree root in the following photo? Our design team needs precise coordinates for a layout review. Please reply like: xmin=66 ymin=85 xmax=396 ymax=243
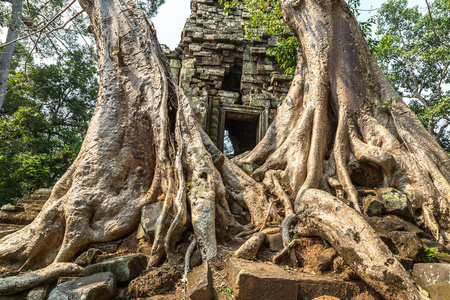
xmin=0 ymin=263 xmax=82 ymax=295
xmin=0 ymin=0 xmax=268 ymax=271
xmin=296 ymin=189 xmax=427 ymax=300
xmin=234 ymin=232 xmax=266 ymax=259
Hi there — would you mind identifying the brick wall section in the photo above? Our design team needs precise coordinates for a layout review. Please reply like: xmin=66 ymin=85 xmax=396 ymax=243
xmin=161 ymin=0 xmax=292 ymax=145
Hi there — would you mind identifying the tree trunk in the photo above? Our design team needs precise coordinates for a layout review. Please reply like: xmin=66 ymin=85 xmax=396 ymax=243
xmin=1 ymin=0 xmax=449 ymax=299
xmin=0 ymin=0 xmax=23 ymax=110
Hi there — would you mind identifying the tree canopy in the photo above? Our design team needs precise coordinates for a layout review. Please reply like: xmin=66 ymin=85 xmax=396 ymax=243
xmin=372 ymin=0 xmax=450 ymax=152
xmin=0 ymin=0 xmax=166 ymax=204
xmin=0 ymin=47 xmax=98 ymax=205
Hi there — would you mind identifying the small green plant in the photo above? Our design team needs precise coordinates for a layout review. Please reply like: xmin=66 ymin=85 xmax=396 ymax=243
xmin=246 ymin=256 xmax=258 ymax=261
xmin=424 ymin=247 xmax=438 ymax=262
xmin=376 ymin=97 xmax=398 ymax=110
xmin=219 ymin=287 xmax=234 ymax=295
xmin=226 ymin=253 xmax=234 ymax=257
xmin=302 ymin=297 xmax=308 ymax=300
xmin=289 ymin=233 xmax=299 ymax=242
xmin=255 ymin=177 xmax=261 ymax=182
xmin=185 ymin=181 xmax=193 ymax=192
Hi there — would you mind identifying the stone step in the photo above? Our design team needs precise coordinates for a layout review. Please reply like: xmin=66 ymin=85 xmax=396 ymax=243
xmin=0 ymin=210 xmax=38 ymax=225
xmin=16 ymin=198 xmax=48 ymax=206
xmin=0 ymin=204 xmax=25 ymax=212
xmin=227 ymin=258 xmax=382 ymax=300
xmin=0 ymin=223 xmax=25 ymax=231
xmin=15 ymin=188 xmax=52 ymax=206
xmin=0 ymin=223 xmax=25 ymax=238
xmin=30 ymin=188 xmax=52 ymax=197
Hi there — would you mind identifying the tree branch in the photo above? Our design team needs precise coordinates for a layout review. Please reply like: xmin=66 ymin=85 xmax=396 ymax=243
xmin=436 ymin=119 xmax=450 ymax=140
xmin=0 ymin=0 xmax=78 ymax=50
xmin=47 ymin=10 xmax=84 ymax=35
xmin=424 ymin=0 xmax=450 ymax=49
xmin=429 ymin=63 xmax=449 ymax=103
xmin=396 ymin=28 xmax=429 ymax=108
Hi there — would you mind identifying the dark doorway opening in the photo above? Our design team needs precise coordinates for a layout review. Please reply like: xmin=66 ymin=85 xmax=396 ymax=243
xmin=223 ymin=113 xmax=258 ymax=157
xmin=222 ymin=65 xmax=242 ymax=94
xmin=216 ymin=104 xmax=268 ymax=156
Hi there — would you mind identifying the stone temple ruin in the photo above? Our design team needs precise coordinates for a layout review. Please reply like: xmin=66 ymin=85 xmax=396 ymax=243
xmin=162 ymin=0 xmax=292 ymax=156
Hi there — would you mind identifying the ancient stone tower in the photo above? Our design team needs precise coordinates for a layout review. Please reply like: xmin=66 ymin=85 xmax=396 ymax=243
xmin=163 ymin=0 xmax=291 ymax=156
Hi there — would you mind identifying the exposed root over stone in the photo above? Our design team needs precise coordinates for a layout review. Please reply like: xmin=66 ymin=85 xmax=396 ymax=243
xmin=234 ymin=232 xmax=266 ymax=259
xmin=0 ymin=263 xmax=82 ymax=296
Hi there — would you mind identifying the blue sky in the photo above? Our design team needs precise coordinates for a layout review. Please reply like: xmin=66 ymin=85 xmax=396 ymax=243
xmin=152 ymin=0 xmax=428 ymax=49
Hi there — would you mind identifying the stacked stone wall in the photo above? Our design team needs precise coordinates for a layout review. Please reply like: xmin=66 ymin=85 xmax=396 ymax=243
xmin=162 ymin=0 xmax=292 ymax=148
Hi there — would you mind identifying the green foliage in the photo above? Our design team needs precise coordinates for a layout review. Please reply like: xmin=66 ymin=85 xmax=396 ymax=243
xmin=289 ymin=233 xmax=299 ymax=243
xmin=185 ymin=181 xmax=193 ymax=192
xmin=219 ymin=287 xmax=233 ymax=295
xmin=139 ymin=0 xmax=165 ymax=18
xmin=424 ymin=247 xmax=438 ymax=262
xmin=372 ymin=0 xmax=450 ymax=152
xmin=267 ymin=36 xmax=298 ymax=76
xmin=375 ymin=97 xmax=399 ymax=110
xmin=220 ymin=0 xmax=296 ymax=76
xmin=0 ymin=48 xmax=98 ymax=205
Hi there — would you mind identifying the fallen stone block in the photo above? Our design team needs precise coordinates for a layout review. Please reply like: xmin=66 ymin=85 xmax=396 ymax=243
xmin=377 ymin=188 xmax=414 ymax=221
xmin=48 ymin=272 xmax=116 ymax=300
xmin=389 ymin=231 xmax=424 ymax=261
xmin=26 ymin=284 xmax=49 ymax=300
xmin=187 ymin=263 xmax=214 ymax=300
xmin=128 ymin=267 xmax=181 ymax=298
xmin=412 ymin=263 xmax=450 ymax=300
xmin=141 ymin=201 xmax=164 ymax=241
xmin=83 ymin=254 xmax=147 ymax=283
xmin=266 ymin=233 xmax=283 ymax=252
xmin=0 ymin=263 xmax=82 ymax=296
xmin=228 ymin=258 xmax=298 ymax=300
xmin=228 ymin=258 xmax=380 ymax=300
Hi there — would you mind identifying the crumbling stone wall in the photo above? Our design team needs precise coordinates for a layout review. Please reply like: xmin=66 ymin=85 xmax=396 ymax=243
xmin=162 ymin=0 xmax=291 ymax=150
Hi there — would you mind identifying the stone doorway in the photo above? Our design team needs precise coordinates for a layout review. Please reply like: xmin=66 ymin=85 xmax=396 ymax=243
xmin=217 ymin=103 xmax=268 ymax=157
